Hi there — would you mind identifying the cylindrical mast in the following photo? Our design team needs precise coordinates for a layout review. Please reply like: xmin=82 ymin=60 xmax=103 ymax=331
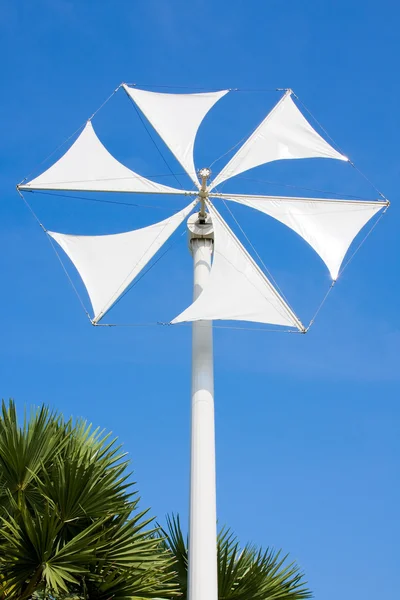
xmin=187 ymin=169 xmax=217 ymax=600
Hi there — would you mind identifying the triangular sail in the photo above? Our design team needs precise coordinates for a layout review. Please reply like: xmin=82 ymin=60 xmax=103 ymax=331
xmin=172 ymin=202 xmax=304 ymax=330
xmin=19 ymin=122 xmax=187 ymax=195
xmin=123 ymin=85 xmax=229 ymax=186
xmin=210 ymin=92 xmax=347 ymax=190
xmin=214 ymin=193 xmax=387 ymax=280
xmin=49 ymin=201 xmax=196 ymax=323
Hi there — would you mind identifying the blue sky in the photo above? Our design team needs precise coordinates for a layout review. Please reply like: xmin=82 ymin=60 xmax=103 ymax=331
xmin=1 ymin=0 xmax=399 ymax=598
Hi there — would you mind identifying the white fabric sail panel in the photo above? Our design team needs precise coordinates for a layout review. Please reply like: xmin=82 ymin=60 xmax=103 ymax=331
xmin=123 ymin=85 xmax=229 ymax=186
xmin=20 ymin=122 xmax=185 ymax=195
xmin=172 ymin=203 xmax=304 ymax=330
xmin=220 ymin=194 xmax=386 ymax=280
xmin=48 ymin=201 xmax=196 ymax=323
xmin=210 ymin=93 xmax=347 ymax=189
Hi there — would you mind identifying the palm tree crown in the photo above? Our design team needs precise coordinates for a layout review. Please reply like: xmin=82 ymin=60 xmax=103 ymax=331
xmin=0 ymin=400 xmax=175 ymax=600
xmin=0 ymin=400 xmax=312 ymax=600
xmin=160 ymin=515 xmax=312 ymax=600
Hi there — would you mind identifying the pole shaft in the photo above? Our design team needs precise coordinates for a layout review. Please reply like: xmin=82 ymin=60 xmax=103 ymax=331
xmin=188 ymin=237 xmax=218 ymax=600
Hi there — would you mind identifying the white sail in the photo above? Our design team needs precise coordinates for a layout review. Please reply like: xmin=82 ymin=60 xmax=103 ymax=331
xmin=123 ymin=85 xmax=229 ymax=186
xmin=19 ymin=122 xmax=188 ymax=195
xmin=172 ymin=202 xmax=304 ymax=330
xmin=210 ymin=92 xmax=347 ymax=189
xmin=49 ymin=201 xmax=196 ymax=323
xmin=214 ymin=193 xmax=387 ymax=280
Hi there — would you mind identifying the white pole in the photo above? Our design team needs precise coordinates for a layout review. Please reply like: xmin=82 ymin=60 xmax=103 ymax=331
xmin=187 ymin=216 xmax=218 ymax=600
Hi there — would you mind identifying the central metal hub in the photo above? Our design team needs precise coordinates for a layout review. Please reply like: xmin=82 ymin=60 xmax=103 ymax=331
xmin=199 ymin=167 xmax=211 ymax=179
xmin=188 ymin=170 xmax=213 ymax=254
xmin=197 ymin=168 xmax=211 ymax=223
xmin=187 ymin=212 xmax=214 ymax=255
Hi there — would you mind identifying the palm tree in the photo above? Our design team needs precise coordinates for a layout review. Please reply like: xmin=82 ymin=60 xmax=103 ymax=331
xmin=0 ymin=400 xmax=176 ymax=600
xmin=160 ymin=515 xmax=312 ymax=600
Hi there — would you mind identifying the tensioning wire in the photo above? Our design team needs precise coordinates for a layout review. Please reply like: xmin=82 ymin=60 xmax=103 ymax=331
xmin=17 ymin=188 xmax=194 ymax=326
xmin=162 ymin=321 xmax=303 ymax=333
xmin=293 ymin=93 xmax=389 ymax=202
xmin=46 ymin=233 xmax=93 ymax=322
xmin=17 ymin=188 xmax=46 ymax=232
xmin=219 ymin=198 xmax=294 ymax=310
xmin=208 ymin=133 xmax=249 ymax=171
xmin=98 ymin=227 xmax=189 ymax=318
xmin=337 ymin=206 xmax=388 ymax=276
xmin=125 ymin=83 xmax=285 ymax=92
xmin=233 ymin=176 xmax=377 ymax=201
xmin=17 ymin=189 xmax=93 ymax=321
xmin=305 ymin=282 xmax=336 ymax=332
xmin=98 ymin=320 xmax=303 ymax=333
xmin=23 ymin=189 xmax=195 ymax=211
xmin=305 ymin=205 xmax=388 ymax=330
xmin=122 ymin=87 xmax=185 ymax=190
xmin=208 ymin=89 xmax=290 ymax=176
xmin=18 ymin=84 xmax=123 ymax=186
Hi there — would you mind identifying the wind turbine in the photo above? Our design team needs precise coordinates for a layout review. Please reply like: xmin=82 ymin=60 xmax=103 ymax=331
xmin=17 ymin=84 xmax=388 ymax=600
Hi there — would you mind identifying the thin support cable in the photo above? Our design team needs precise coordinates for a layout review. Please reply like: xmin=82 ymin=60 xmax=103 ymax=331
xmin=18 ymin=125 xmax=85 ymax=186
xmin=93 ymin=321 xmax=301 ymax=333
xmin=88 ymin=83 xmax=123 ymax=121
xmin=15 ymin=194 xmax=95 ymax=324
xmin=17 ymin=189 xmax=46 ymax=232
xmin=125 ymin=83 xmax=283 ymax=92
xmin=338 ymin=206 xmax=388 ymax=276
xmin=209 ymin=90 xmax=290 ymax=191
xmin=306 ymin=206 xmax=388 ymax=330
xmin=165 ymin=321 xmax=302 ymax=333
xmin=209 ymin=91 xmax=293 ymax=172
xmin=95 ymin=201 xmax=197 ymax=321
xmin=232 ymin=176 xmax=374 ymax=201
xmin=293 ymin=93 xmax=389 ymax=202
xmin=18 ymin=83 xmax=123 ymax=186
xmin=123 ymin=88 xmax=184 ymax=190
xmin=207 ymin=198 xmax=304 ymax=331
xmin=208 ymin=174 xmax=233 ymax=196
xmin=19 ymin=187 xmax=198 ymax=327
xmin=347 ymin=161 xmax=389 ymax=202
xmin=46 ymin=234 xmax=93 ymax=322
xmin=92 ymin=322 xmax=161 ymax=328
xmin=212 ymin=324 xmax=301 ymax=333
xmin=292 ymin=92 xmax=348 ymax=156
xmin=101 ymin=227 xmax=189 ymax=318
xmin=25 ymin=190 xmax=194 ymax=211
xmin=208 ymin=134 xmax=250 ymax=171
xmin=306 ymin=281 xmax=336 ymax=331
xmin=220 ymin=198 xmax=294 ymax=309
xmin=49 ymin=224 xmax=190 ymax=326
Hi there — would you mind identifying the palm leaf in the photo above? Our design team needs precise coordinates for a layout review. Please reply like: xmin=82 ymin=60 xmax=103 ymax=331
xmin=162 ymin=514 xmax=312 ymax=600
xmin=0 ymin=400 xmax=177 ymax=600
xmin=159 ymin=514 xmax=188 ymax=597
xmin=0 ymin=400 xmax=65 ymax=513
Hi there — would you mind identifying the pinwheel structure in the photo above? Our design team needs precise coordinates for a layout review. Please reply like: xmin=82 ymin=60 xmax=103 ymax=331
xmin=17 ymin=84 xmax=388 ymax=600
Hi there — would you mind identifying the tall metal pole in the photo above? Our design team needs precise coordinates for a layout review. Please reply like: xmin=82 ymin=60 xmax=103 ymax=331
xmin=187 ymin=169 xmax=218 ymax=600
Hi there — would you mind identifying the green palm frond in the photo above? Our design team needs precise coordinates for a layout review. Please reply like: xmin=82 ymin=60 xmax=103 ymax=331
xmin=162 ymin=514 xmax=312 ymax=600
xmin=0 ymin=400 xmax=64 ymax=513
xmin=86 ymin=563 xmax=178 ymax=600
xmin=34 ymin=449 xmax=132 ymax=526
xmin=159 ymin=514 xmax=188 ymax=597
xmin=0 ymin=400 xmax=312 ymax=600
xmin=0 ymin=503 xmax=104 ymax=596
xmin=0 ymin=400 xmax=177 ymax=600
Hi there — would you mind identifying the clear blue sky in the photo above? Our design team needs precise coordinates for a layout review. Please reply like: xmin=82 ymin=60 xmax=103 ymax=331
xmin=1 ymin=1 xmax=399 ymax=598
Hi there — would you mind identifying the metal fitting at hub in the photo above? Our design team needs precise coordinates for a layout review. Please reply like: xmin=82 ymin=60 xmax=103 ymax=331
xmin=187 ymin=212 xmax=214 ymax=255
xmin=197 ymin=167 xmax=212 ymax=223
